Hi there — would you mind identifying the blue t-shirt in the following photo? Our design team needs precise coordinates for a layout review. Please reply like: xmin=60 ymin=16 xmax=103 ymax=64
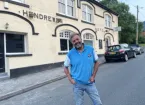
xmin=64 ymin=45 xmax=98 ymax=84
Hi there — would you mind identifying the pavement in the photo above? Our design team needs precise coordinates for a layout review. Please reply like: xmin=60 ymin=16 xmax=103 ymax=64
xmin=0 ymin=56 xmax=105 ymax=101
xmin=0 ymin=52 xmax=145 ymax=105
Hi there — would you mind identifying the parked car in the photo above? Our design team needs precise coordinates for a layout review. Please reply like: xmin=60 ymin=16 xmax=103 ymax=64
xmin=104 ymin=44 xmax=136 ymax=62
xmin=130 ymin=44 xmax=144 ymax=55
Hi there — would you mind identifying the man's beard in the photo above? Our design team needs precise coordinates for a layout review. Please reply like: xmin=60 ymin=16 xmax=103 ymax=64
xmin=74 ymin=42 xmax=83 ymax=49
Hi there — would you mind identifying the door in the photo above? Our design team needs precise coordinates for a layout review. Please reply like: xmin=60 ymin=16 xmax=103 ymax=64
xmin=105 ymin=38 xmax=109 ymax=50
xmin=0 ymin=33 xmax=5 ymax=73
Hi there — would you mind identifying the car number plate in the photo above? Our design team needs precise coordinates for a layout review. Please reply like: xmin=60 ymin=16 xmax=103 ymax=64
xmin=110 ymin=52 xmax=116 ymax=54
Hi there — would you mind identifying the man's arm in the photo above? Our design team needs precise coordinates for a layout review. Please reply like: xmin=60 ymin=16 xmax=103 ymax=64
xmin=64 ymin=67 xmax=75 ymax=84
xmin=90 ymin=50 xmax=100 ymax=82
xmin=92 ymin=61 xmax=100 ymax=78
xmin=64 ymin=56 xmax=76 ymax=84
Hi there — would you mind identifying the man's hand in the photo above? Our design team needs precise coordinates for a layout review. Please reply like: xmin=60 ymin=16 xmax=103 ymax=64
xmin=90 ymin=76 xmax=95 ymax=83
xmin=64 ymin=67 xmax=76 ymax=84
xmin=90 ymin=61 xmax=99 ymax=83
xmin=69 ymin=79 xmax=76 ymax=84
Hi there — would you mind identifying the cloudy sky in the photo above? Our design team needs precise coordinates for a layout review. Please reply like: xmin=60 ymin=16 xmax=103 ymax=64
xmin=120 ymin=0 xmax=145 ymax=22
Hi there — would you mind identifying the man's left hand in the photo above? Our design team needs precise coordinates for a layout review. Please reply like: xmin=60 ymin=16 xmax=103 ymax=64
xmin=90 ymin=76 xmax=95 ymax=83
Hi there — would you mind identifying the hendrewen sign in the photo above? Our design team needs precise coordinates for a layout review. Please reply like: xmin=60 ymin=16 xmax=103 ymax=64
xmin=22 ymin=10 xmax=63 ymax=23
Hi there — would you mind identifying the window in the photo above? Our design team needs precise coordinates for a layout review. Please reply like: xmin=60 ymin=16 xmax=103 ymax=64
xmin=82 ymin=4 xmax=93 ymax=23
xmin=108 ymin=45 xmax=121 ymax=51
xmin=67 ymin=0 xmax=75 ymax=16
xmin=11 ymin=0 xmax=25 ymax=3
xmin=105 ymin=15 xmax=112 ymax=28
xmin=58 ymin=0 xmax=75 ymax=17
xmin=58 ymin=0 xmax=65 ymax=14
xmin=60 ymin=30 xmax=74 ymax=51
xmin=105 ymin=37 xmax=111 ymax=47
xmin=83 ymin=33 xmax=94 ymax=46
xmin=6 ymin=34 xmax=25 ymax=53
xmin=99 ymin=40 xmax=103 ymax=49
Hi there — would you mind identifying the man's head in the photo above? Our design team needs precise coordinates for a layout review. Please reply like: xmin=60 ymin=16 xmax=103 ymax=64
xmin=70 ymin=33 xmax=83 ymax=49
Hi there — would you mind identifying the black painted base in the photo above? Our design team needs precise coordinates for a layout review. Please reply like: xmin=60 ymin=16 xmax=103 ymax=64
xmin=10 ymin=62 xmax=64 ymax=78
xmin=10 ymin=54 xmax=104 ymax=78
xmin=98 ymin=54 xmax=104 ymax=57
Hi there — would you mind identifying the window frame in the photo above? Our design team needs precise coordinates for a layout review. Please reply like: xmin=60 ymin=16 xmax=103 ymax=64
xmin=11 ymin=0 xmax=25 ymax=3
xmin=59 ymin=30 xmax=74 ymax=52
xmin=105 ymin=14 xmax=112 ymax=28
xmin=5 ymin=0 xmax=29 ymax=8
xmin=5 ymin=34 xmax=28 ymax=55
xmin=58 ymin=0 xmax=75 ymax=17
xmin=83 ymin=33 xmax=94 ymax=47
xmin=82 ymin=4 xmax=93 ymax=23
xmin=99 ymin=39 xmax=103 ymax=49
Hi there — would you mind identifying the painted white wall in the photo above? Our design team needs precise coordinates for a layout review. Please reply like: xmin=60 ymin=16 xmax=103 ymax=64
xmin=0 ymin=0 xmax=118 ymax=71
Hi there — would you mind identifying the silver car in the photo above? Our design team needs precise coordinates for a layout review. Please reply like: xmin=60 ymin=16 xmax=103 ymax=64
xmin=130 ymin=44 xmax=144 ymax=55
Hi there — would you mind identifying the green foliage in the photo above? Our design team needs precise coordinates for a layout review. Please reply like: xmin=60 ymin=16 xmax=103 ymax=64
xmin=139 ymin=36 xmax=145 ymax=44
xmin=100 ymin=0 xmax=144 ymax=44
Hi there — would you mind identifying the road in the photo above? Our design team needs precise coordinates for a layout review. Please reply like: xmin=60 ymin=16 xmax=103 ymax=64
xmin=1 ymin=53 xmax=145 ymax=105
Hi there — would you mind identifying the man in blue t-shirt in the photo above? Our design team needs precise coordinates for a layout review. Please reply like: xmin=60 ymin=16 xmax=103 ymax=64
xmin=64 ymin=33 xmax=102 ymax=105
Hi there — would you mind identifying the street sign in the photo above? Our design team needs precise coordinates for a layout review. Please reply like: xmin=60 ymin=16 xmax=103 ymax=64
xmin=113 ymin=27 xmax=122 ymax=31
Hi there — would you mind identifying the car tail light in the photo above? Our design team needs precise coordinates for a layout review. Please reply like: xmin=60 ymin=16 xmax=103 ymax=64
xmin=119 ymin=49 xmax=125 ymax=53
xmin=105 ymin=51 xmax=109 ymax=55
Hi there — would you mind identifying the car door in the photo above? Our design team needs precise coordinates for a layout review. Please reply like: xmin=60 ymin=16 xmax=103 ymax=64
xmin=123 ymin=44 xmax=131 ymax=57
xmin=128 ymin=45 xmax=134 ymax=57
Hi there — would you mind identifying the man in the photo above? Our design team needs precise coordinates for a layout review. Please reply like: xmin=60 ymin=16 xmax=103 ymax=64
xmin=64 ymin=33 xmax=102 ymax=105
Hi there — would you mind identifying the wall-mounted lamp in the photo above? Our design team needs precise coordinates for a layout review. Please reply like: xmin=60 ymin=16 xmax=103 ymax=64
xmin=104 ymin=30 xmax=108 ymax=33
xmin=5 ymin=23 xmax=9 ymax=29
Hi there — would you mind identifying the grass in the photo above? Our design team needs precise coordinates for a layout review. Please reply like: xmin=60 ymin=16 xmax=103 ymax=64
xmin=139 ymin=44 xmax=145 ymax=47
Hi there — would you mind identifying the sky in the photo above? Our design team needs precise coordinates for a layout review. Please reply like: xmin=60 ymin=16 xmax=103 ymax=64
xmin=120 ymin=0 xmax=145 ymax=22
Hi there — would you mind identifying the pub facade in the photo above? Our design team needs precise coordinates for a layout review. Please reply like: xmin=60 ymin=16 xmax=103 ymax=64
xmin=0 ymin=0 xmax=119 ymax=77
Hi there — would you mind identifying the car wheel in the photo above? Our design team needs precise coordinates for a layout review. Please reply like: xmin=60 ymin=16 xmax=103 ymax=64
xmin=124 ymin=54 xmax=128 ymax=62
xmin=133 ymin=52 xmax=137 ymax=58
xmin=105 ymin=58 xmax=110 ymax=63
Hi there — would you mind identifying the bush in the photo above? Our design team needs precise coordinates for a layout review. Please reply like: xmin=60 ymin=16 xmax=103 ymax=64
xmin=139 ymin=36 xmax=145 ymax=44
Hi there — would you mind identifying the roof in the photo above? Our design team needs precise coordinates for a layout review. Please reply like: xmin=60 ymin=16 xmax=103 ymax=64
xmin=86 ymin=0 xmax=119 ymax=16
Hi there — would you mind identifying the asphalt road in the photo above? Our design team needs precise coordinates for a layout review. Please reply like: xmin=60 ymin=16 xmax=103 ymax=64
xmin=1 ymin=53 xmax=145 ymax=105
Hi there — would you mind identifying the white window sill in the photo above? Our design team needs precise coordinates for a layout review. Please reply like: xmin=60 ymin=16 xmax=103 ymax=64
xmin=81 ymin=20 xmax=95 ymax=26
xmin=56 ymin=13 xmax=78 ymax=21
xmin=58 ymin=51 xmax=68 ymax=55
xmin=105 ymin=27 xmax=113 ymax=30
xmin=6 ymin=53 xmax=32 ymax=57
xmin=5 ymin=0 xmax=30 ymax=8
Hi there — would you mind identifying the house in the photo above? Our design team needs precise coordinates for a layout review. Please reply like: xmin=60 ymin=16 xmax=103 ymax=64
xmin=0 ymin=0 xmax=119 ymax=77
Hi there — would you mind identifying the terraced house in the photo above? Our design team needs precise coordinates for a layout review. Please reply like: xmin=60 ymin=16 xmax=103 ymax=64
xmin=0 ymin=0 xmax=119 ymax=78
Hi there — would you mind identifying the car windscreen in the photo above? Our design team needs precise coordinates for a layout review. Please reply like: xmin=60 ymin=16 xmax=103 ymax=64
xmin=108 ymin=45 xmax=121 ymax=51
xmin=130 ymin=44 xmax=139 ymax=47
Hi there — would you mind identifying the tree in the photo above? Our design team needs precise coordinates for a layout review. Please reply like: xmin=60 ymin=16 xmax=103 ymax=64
xmin=138 ymin=22 xmax=144 ymax=44
xmin=100 ymin=0 xmax=143 ymax=44
xmin=139 ymin=36 xmax=145 ymax=44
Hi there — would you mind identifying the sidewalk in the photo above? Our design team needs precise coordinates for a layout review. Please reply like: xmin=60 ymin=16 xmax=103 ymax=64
xmin=0 ymin=56 xmax=105 ymax=101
